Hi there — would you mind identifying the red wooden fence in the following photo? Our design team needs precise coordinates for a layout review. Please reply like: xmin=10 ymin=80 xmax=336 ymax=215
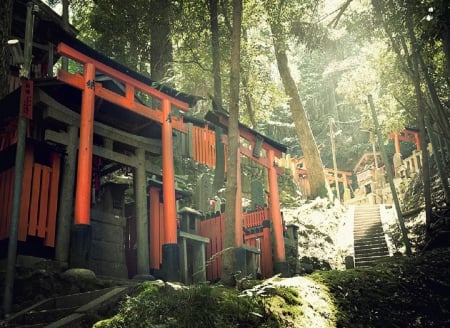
xmin=0 ymin=145 xmax=61 ymax=247
xmin=192 ymin=125 xmax=216 ymax=168
xmin=198 ymin=208 xmax=272 ymax=281
xmin=198 ymin=213 xmax=225 ymax=281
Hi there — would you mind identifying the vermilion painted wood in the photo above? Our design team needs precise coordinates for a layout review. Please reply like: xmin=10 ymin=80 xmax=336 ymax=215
xmin=218 ymin=215 xmax=225 ymax=279
xmin=18 ymin=146 xmax=34 ymax=241
xmin=262 ymin=221 xmax=273 ymax=277
xmin=212 ymin=113 xmax=283 ymax=159
xmin=74 ymin=63 xmax=95 ymax=225
xmin=0 ymin=169 xmax=12 ymax=239
xmin=268 ymin=149 xmax=285 ymax=262
xmin=388 ymin=129 xmax=421 ymax=151
xmin=235 ymin=150 xmax=243 ymax=248
xmin=44 ymin=153 xmax=61 ymax=247
xmin=57 ymin=43 xmax=189 ymax=111
xmin=37 ymin=166 xmax=51 ymax=238
xmin=159 ymin=202 xmax=164 ymax=263
xmin=149 ymin=186 xmax=161 ymax=269
xmin=94 ymin=84 xmax=163 ymax=123
xmin=199 ymin=209 xmax=272 ymax=280
xmin=162 ymin=98 xmax=177 ymax=245
xmin=221 ymin=134 xmax=283 ymax=175
xmin=28 ymin=164 xmax=42 ymax=235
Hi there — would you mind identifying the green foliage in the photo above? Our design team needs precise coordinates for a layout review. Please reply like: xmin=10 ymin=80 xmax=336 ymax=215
xmin=312 ymin=248 xmax=450 ymax=327
xmin=93 ymin=282 xmax=286 ymax=327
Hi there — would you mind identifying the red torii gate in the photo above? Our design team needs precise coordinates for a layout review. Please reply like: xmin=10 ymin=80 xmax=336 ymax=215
xmin=388 ymin=128 xmax=421 ymax=153
xmin=205 ymin=111 xmax=287 ymax=270
xmin=56 ymin=42 xmax=189 ymax=274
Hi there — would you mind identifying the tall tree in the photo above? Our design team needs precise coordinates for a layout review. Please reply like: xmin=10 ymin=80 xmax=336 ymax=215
xmin=0 ymin=0 xmax=13 ymax=98
xmin=221 ymin=0 xmax=242 ymax=286
xmin=265 ymin=1 xmax=329 ymax=198
xmin=209 ymin=0 xmax=226 ymax=194
xmin=150 ymin=0 xmax=173 ymax=82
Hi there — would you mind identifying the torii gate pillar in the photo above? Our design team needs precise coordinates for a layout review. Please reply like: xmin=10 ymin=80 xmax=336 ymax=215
xmin=161 ymin=98 xmax=180 ymax=281
xmin=70 ymin=62 xmax=95 ymax=268
xmin=267 ymin=149 xmax=288 ymax=276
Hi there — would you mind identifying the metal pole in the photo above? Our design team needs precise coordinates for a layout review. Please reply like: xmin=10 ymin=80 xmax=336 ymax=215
xmin=2 ymin=2 xmax=36 ymax=316
xmin=368 ymin=95 xmax=412 ymax=256
xmin=329 ymin=117 xmax=340 ymax=200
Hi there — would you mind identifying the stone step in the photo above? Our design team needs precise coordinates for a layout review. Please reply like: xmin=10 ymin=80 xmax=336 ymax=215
xmin=355 ymin=248 xmax=389 ymax=258
xmin=353 ymin=219 xmax=381 ymax=227
xmin=354 ymin=230 xmax=385 ymax=239
xmin=353 ymin=216 xmax=382 ymax=222
xmin=10 ymin=307 xmax=77 ymax=325
xmin=355 ymin=243 xmax=389 ymax=253
xmin=354 ymin=238 xmax=387 ymax=248
xmin=353 ymin=225 xmax=384 ymax=232
xmin=354 ymin=235 xmax=386 ymax=243
xmin=5 ymin=286 xmax=133 ymax=327
xmin=355 ymin=255 xmax=390 ymax=267
xmin=354 ymin=213 xmax=381 ymax=217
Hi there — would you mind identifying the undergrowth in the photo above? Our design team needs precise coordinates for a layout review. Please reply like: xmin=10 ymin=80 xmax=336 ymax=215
xmin=93 ymin=281 xmax=298 ymax=327
xmin=311 ymin=248 xmax=450 ymax=327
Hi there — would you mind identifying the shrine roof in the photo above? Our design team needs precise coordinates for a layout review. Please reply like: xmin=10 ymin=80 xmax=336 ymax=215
xmin=204 ymin=111 xmax=287 ymax=153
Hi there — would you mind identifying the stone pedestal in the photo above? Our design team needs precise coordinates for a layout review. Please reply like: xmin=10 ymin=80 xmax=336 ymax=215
xmin=235 ymin=245 xmax=260 ymax=279
xmin=89 ymin=182 xmax=129 ymax=278
xmin=178 ymin=231 xmax=209 ymax=284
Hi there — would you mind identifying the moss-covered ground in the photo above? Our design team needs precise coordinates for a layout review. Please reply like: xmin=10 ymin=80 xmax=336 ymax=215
xmin=92 ymin=246 xmax=450 ymax=327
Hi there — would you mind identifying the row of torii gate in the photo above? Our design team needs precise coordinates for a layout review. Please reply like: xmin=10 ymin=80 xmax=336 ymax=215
xmin=55 ymin=40 xmax=288 ymax=280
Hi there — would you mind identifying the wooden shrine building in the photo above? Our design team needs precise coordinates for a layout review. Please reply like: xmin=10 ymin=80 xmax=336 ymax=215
xmin=1 ymin=0 xmax=290 ymax=289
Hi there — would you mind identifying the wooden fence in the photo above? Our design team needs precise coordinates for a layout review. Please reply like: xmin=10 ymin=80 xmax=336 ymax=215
xmin=199 ymin=208 xmax=272 ymax=281
xmin=192 ymin=125 xmax=216 ymax=168
xmin=0 ymin=144 xmax=61 ymax=247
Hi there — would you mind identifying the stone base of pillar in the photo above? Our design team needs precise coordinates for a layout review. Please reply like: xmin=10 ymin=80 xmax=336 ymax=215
xmin=234 ymin=247 xmax=247 ymax=280
xmin=345 ymin=256 xmax=355 ymax=269
xmin=161 ymin=243 xmax=180 ymax=282
xmin=234 ymin=246 xmax=261 ymax=279
xmin=69 ymin=224 xmax=92 ymax=269
xmin=273 ymin=261 xmax=290 ymax=277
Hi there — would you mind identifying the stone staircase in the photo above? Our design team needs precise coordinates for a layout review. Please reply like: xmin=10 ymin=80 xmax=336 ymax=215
xmin=353 ymin=205 xmax=390 ymax=267
xmin=3 ymin=285 xmax=134 ymax=327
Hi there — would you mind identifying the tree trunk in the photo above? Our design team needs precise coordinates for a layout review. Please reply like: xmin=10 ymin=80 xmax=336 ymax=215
xmin=406 ymin=2 xmax=432 ymax=234
xmin=0 ymin=0 xmax=13 ymax=98
xmin=269 ymin=21 xmax=329 ymax=199
xmin=209 ymin=0 xmax=225 ymax=194
xmin=440 ymin=0 xmax=450 ymax=80
xmin=221 ymin=0 xmax=242 ymax=286
xmin=150 ymin=0 xmax=173 ymax=82
xmin=61 ymin=0 xmax=69 ymax=71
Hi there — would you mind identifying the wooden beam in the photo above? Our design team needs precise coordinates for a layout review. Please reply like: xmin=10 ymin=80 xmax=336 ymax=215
xmin=38 ymin=89 xmax=161 ymax=155
xmin=57 ymin=42 xmax=189 ymax=111
xmin=44 ymin=130 xmax=160 ymax=173
xmin=212 ymin=112 xmax=284 ymax=158
xmin=221 ymin=135 xmax=283 ymax=175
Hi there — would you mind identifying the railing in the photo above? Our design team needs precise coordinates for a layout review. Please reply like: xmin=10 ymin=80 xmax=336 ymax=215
xmin=198 ymin=208 xmax=272 ymax=281
xmin=192 ymin=125 xmax=216 ymax=168
xmin=243 ymin=208 xmax=268 ymax=228
xmin=0 ymin=144 xmax=61 ymax=247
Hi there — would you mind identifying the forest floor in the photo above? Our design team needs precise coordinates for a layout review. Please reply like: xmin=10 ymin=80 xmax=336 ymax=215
xmin=3 ymin=169 xmax=450 ymax=327
xmin=91 ymin=244 xmax=450 ymax=327
xmin=1 ymin=212 xmax=450 ymax=327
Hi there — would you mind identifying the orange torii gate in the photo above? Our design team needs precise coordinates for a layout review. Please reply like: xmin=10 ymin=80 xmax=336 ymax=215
xmin=388 ymin=128 xmax=421 ymax=153
xmin=293 ymin=157 xmax=353 ymax=198
xmin=205 ymin=111 xmax=288 ymax=273
xmin=56 ymin=41 xmax=189 ymax=277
